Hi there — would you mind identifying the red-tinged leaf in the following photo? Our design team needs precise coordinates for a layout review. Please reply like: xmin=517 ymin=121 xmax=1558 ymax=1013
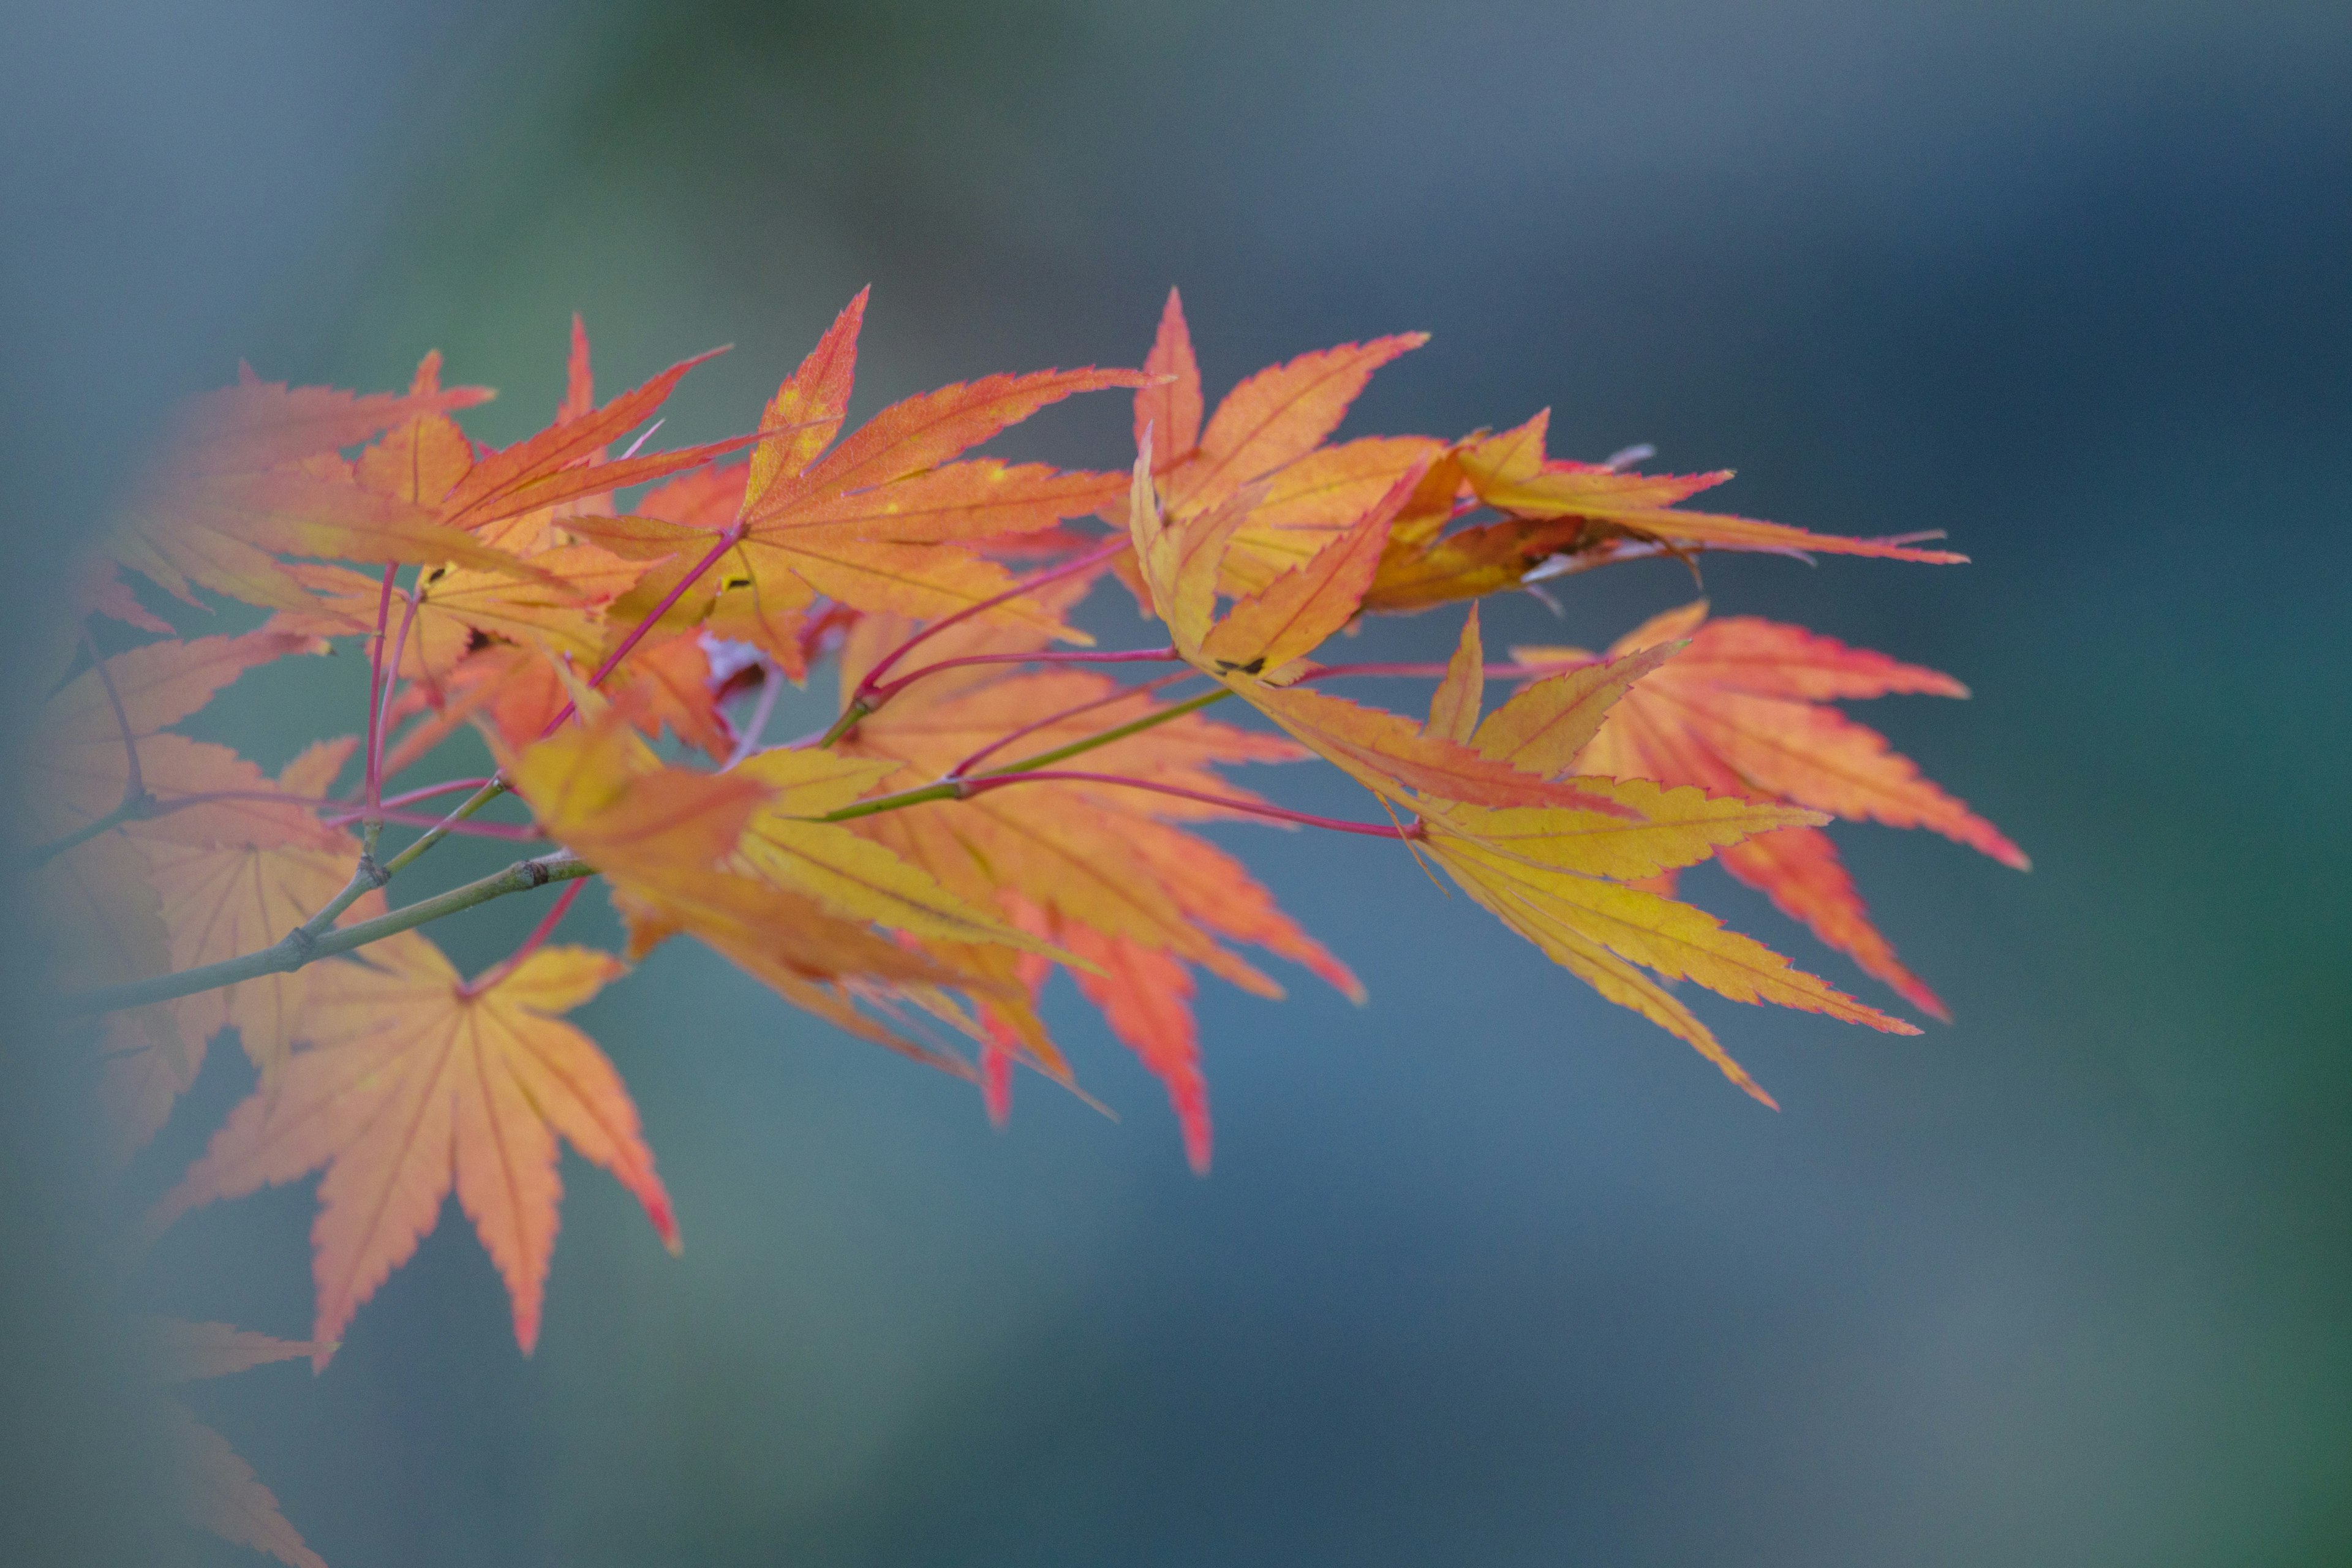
xmin=834 ymin=605 xmax=1338 ymax=1090
xmin=753 ymin=364 xmax=1150 ymax=522
xmin=509 ymin=717 xmax=968 ymax=1016
xmin=636 ymin=462 xmax=746 ymax=532
xmin=1717 ymin=826 xmax=1951 ymax=1022
xmin=560 ymin=312 xmax=596 ymax=424
xmin=1649 ymin=611 xmax=1972 ymax=701
xmin=786 ymin=461 xmax=1129 ymax=545
xmin=745 ymin=288 xmax=866 ymax=510
xmin=1572 ymin=609 xmax=2026 ymax=868
xmin=130 ymin=739 xmax=385 ymax=1084
xmin=355 ymin=387 xmax=473 ymax=510
xmin=411 ymin=636 xmax=729 ymax=766
xmin=1118 ymin=818 xmax=1363 ymax=1003
xmin=1063 ymin=926 xmax=1212 ymax=1174
xmin=147 ymin=933 xmax=673 ymax=1359
xmin=437 ymin=347 xmax=733 ymax=532
xmin=159 ymin=377 xmax=491 ymax=478
xmin=676 ymin=321 xmax=1148 ymax=628
xmin=108 ymin=372 xmax=579 ymax=611
xmin=472 ymin=434 xmax=760 ymax=527
xmin=1459 ymin=418 xmax=1967 ymax=565
xmin=1136 ymin=287 xmax=1204 ymax=462
xmin=1539 ymin=603 xmax=2026 ymax=1014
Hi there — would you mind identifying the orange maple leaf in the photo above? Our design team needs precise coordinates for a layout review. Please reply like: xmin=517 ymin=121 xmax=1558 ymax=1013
xmin=1115 ymin=288 xmax=1441 ymax=603
xmin=582 ymin=290 xmax=1144 ymax=669
xmin=1123 ymin=459 xmax=1916 ymax=1098
xmin=362 ymin=336 xmax=748 ymax=551
xmin=147 ymin=933 xmax=675 ymax=1357
xmin=1521 ymin=601 xmax=2027 ymax=1019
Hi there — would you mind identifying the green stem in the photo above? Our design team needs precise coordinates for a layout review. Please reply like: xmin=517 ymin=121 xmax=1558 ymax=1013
xmin=981 ymin=686 xmax=1229 ymax=773
xmin=815 ymin=699 xmax=871 ymax=750
xmin=382 ymin=778 xmax=511 ymax=878
xmin=59 ymin=851 xmax=594 ymax=1017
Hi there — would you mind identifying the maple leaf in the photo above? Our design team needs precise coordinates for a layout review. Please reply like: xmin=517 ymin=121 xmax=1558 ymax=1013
xmin=833 ymin=592 xmax=1358 ymax=1164
xmin=1117 ymin=297 xmax=1963 ymax=616
xmin=1392 ymin=608 xmax=1913 ymax=1100
xmin=358 ymin=338 xmax=749 ymax=552
xmin=1123 ymin=442 xmax=1634 ymax=819
xmin=584 ymin=290 xmax=1144 ymax=666
xmin=142 ymin=1317 xmax=336 ymax=1568
xmin=1122 ymin=465 xmax=1920 ymax=1098
xmin=1518 ymin=601 xmax=2027 ymax=1019
xmin=106 ymin=370 xmax=543 ymax=614
xmin=1114 ymin=288 xmax=1441 ymax=603
xmin=148 ymin=932 xmax=676 ymax=1357
xmin=1442 ymin=410 xmax=1967 ymax=582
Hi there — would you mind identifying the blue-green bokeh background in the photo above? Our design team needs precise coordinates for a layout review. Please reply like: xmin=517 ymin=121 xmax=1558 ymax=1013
xmin=4 ymin=3 xmax=2348 ymax=1563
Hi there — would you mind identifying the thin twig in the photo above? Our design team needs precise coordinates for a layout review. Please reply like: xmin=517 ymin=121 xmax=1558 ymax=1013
xmin=977 ymin=687 xmax=1232 ymax=774
xmin=322 ymin=777 xmax=494 ymax=824
xmin=380 ymin=778 xmax=513 ymax=878
xmin=364 ymin=578 xmax=424 ymax=846
xmin=360 ymin=565 xmax=399 ymax=837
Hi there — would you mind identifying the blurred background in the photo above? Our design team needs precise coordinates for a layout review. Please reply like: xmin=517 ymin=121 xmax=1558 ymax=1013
xmin=4 ymin=2 xmax=2348 ymax=1564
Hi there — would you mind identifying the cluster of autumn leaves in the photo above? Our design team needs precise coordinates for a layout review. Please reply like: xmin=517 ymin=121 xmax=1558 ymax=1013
xmin=28 ymin=288 xmax=2020 ymax=1567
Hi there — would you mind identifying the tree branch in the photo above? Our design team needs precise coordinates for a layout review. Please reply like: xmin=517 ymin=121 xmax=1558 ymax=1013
xmin=58 ymin=851 xmax=594 ymax=1017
